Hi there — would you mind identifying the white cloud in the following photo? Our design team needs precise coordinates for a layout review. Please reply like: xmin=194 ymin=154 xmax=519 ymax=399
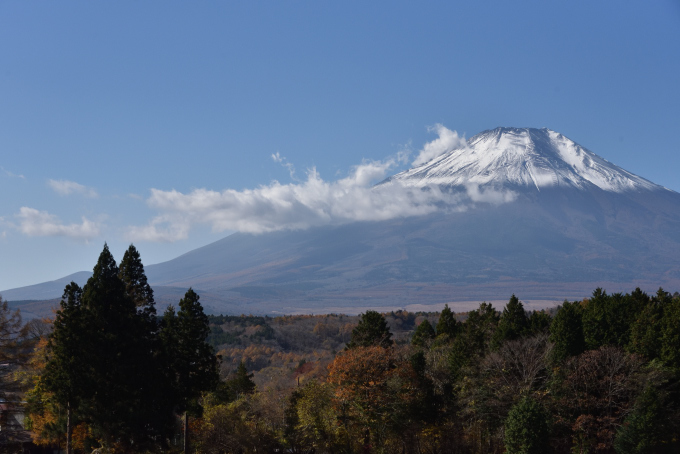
xmin=127 ymin=125 xmax=518 ymax=243
xmin=465 ymin=184 xmax=517 ymax=204
xmin=16 ymin=207 xmax=100 ymax=240
xmin=127 ymin=156 xmax=466 ymax=241
xmin=48 ymin=179 xmax=98 ymax=198
xmin=412 ymin=124 xmax=467 ymax=167
xmin=126 ymin=216 xmax=190 ymax=243
xmin=272 ymin=152 xmax=297 ymax=179
xmin=1 ymin=166 xmax=25 ymax=179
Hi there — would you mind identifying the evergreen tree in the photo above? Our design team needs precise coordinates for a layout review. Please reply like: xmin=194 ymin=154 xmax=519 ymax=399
xmin=614 ymin=386 xmax=670 ymax=453
xmin=226 ymin=361 xmax=256 ymax=398
xmin=629 ymin=299 xmax=662 ymax=360
xmin=492 ymin=295 xmax=528 ymax=349
xmin=346 ymin=310 xmax=393 ymax=349
xmin=161 ymin=288 xmax=219 ymax=453
xmin=527 ymin=310 xmax=551 ymax=335
xmin=42 ymin=283 xmax=89 ymax=454
xmin=79 ymin=244 xmax=158 ymax=448
xmin=582 ymin=288 xmax=638 ymax=349
xmin=119 ymin=244 xmax=156 ymax=317
xmin=411 ymin=319 xmax=435 ymax=347
xmin=464 ymin=302 xmax=499 ymax=356
xmin=435 ymin=304 xmax=459 ymax=339
xmin=504 ymin=396 xmax=550 ymax=454
xmin=549 ymin=301 xmax=585 ymax=362
xmin=659 ymin=292 xmax=680 ymax=370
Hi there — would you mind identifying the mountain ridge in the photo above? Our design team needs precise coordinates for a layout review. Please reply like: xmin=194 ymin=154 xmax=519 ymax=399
xmin=4 ymin=127 xmax=680 ymax=315
xmin=387 ymin=127 xmax=665 ymax=193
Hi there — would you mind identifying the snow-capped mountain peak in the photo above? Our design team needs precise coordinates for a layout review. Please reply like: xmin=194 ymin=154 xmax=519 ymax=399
xmin=388 ymin=127 xmax=663 ymax=193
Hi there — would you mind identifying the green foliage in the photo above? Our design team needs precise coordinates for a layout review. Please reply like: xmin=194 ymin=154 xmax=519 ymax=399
xmin=161 ymin=288 xmax=219 ymax=415
xmin=346 ymin=310 xmax=393 ymax=349
xmin=582 ymin=288 xmax=642 ymax=350
xmin=435 ymin=304 xmax=459 ymax=339
xmin=118 ymin=244 xmax=155 ymax=317
xmin=40 ymin=244 xmax=218 ymax=451
xmin=659 ymin=290 xmax=680 ymax=370
xmin=504 ymin=396 xmax=550 ymax=454
xmin=527 ymin=310 xmax=551 ymax=335
xmin=492 ymin=295 xmax=528 ymax=349
xmin=411 ymin=319 xmax=435 ymax=347
xmin=225 ymin=361 xmax=256 ymax=399
xmin=549 ymin=300 xmax=585 ymax=362
xmin=629 ymin=299 xmax=662 ymax=360
xmin=614 ymin=386 xmax=669 ymax=454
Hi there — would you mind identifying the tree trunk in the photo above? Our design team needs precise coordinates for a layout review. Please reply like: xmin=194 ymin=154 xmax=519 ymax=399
xmin=184 ymin=411 xmax=189 ymax=454
xmin=66 ymin=401 xmax=72 ymax=454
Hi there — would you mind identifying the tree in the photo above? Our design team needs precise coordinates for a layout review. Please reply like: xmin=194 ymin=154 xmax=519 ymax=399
xmin=0 ymin=296 xmax=27 ymax=400
xmin=0 ymin=296 xmax=31 ymax=450
xmin=504 ymin=396 xmax=550 ymax=454
xmin=346 ymin=310 xmax=393 ymax=349
xmin=492 ymin=295 xmax=528 ymax=349
xmin=527 ymin=310 xmax=551 ymax=335
xmin=225 ymin=361 xmax=256 ymax=398
xmin=77 ymin=244 xmax=161 ymax=449
xmin=118 ymin=244 xmax=156 ymax=317
xmin=549 ymin=301 xmax=585 ymax=363
xmin=41 ymin=244 xmax=177 ymax=451
xmin=412 ymin=319 xmax=435 ymax=347
xmin=161 ymin=288 xmax=219 ymax=453
xmin=659 ymin=291 xmax=680 ymax=370
xmin=614 ymin=386 xmax=672 ymax=454
xmin=436 ymin=304 xmax=459 ymax=339
xmin=42 ymin=283 xmax=89 ymax=454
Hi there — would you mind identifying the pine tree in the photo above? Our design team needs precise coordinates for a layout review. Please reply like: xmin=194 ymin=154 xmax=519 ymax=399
xmin=614 ymin=386 xmax=670 ymax=453
xmin=492 ymin=295 xmax=528 ymax=349
xmin=549 ymin=301 xmax=585 ymax=362
xmin=226 ymin=361 xmax=256 ymax=398
xmin=79 ymin=244 xmax=153 ymax=448
xmin=161 ymin=288 xmax=219 ymax=453
xmin=435 ymin=304 xmax=459 ymax=339
xmin=119 ymin=244 xmax=156 ymax=317
xmin=504 ymin=396 xmax=550 ymax=454
xmin=412 ymin=319 xmax=436 ymax=347
xmin=42 ymin=283 xmax=89 ymax=454
xmin=346 ymin=310 xmax=393 ymax=349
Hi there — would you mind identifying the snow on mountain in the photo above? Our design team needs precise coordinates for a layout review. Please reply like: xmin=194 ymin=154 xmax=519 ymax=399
xmin=388 ymin=127 xmax=665 ymax=193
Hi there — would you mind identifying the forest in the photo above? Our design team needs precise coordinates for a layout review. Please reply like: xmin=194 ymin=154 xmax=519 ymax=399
xmin=1 ymin=245 xmax=680 ymax=453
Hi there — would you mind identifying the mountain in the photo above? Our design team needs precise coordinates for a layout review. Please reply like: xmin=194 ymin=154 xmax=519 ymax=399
xmin=387 ymin=127 xmax=662 ymax=192
xmin=5 ymin=127 xmax=680 ymax=316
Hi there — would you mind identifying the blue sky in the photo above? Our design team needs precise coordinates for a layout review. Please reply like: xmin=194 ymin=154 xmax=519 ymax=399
xmin=1 ymin=1 xmax=679 ymax=291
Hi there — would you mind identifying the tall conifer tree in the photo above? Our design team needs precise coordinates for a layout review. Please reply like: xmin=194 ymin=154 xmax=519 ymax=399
xmin=492 ymin=295 xmax=528 ymax=349
xmin=161 ymin=288 xmax=218 ymax=453
xmin=436 ymin=304 xmax=459 ymax=339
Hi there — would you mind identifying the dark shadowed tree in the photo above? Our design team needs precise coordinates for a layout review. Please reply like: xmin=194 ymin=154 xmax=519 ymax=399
xmin=504 ymin=396 xmax=550 ymax=454
xmin=492 ymin=295 xmax=528 ymax=349
xmin=42 ymin=283 xmax=89 ymax=454
xmin=346 ymin=310 xmax=393 ymax=349
xmin=527 ymin=310 xmax=551 ymax=335
xmin=549 ymin=301 xmax=585 ymax=363
xmin=119 ymin=244 xmax=156 ymax=317
xmin=614 ymin=385 xmax=673 ymax=454
xmin=435 ymin=304 xmax=459 ymax=339
xmin=161 ymin=288 xmax=219 ymax=453
xmin=412 ymin=319 xmax=436 ymax=347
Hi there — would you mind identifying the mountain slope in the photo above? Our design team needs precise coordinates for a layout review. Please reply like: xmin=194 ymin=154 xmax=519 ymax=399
xmin=387 ymin=127 xmax=662 ymax=192
xmin=5 ymin=127 xmax=680 ymax=315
